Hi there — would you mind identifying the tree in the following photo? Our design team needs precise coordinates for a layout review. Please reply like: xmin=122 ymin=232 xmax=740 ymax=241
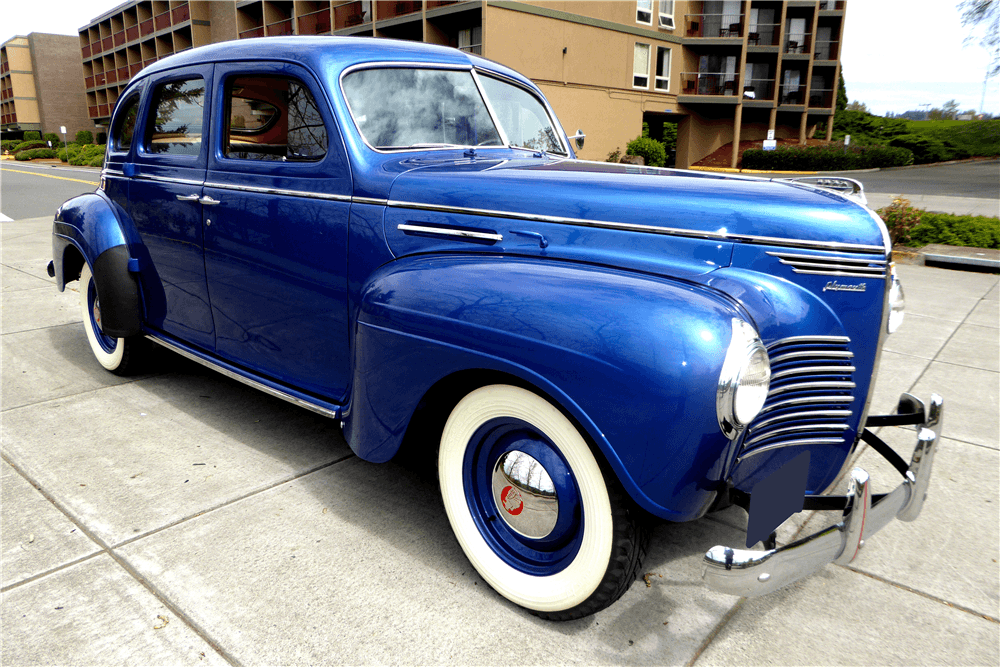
xmin=836 ymin=69 xmax=848 ymax=112
xmin=960 ymin=0 xmax=1000 ymax=78
xmin=942 ymin=99 xmax=960 ymax=119
xmin=846 ymin=100 xmax=869 ymax=113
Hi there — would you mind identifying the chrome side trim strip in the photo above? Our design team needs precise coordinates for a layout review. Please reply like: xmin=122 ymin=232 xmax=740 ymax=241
xmin=767 ymin=335 xmax=852 ymax=348
xmin=767 ymin=251 xmax=887 ymax=265
xmin=147 ymin=335 xmax=341 ymax=420
xmin=352 ymin=196 xmax=388 ymax=206
xmin=750 ymin=409 xmax=854 ymax=432
xmin=770 ymin=365 xmax=857 ymax=380
xmin=736 ymin=437 xmax=846 ymax=462
xmin=744 ymin=423 xmax=849 ymax=447
xmin=203 ymin=181 xmax=352 ymax=202
xmin=385 ymin=200 xmax=887 ymax=253
xmin=397 ymin=224 xmax=503 ymax=242
xmin=135 ymin=174 xmax=206 ymax=187
xmin=790 ymin=268 xmax=887 ymax=277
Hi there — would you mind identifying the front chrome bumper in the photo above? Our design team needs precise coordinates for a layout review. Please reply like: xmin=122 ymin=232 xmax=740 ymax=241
xmin=703 ymin=392 xmax=943 ymax=597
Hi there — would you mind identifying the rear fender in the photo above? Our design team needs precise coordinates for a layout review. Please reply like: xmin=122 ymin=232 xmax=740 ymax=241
xmin=53 ymin=191 xmax=143 ymax=338
xmin=347 ymin=254 xmax=747 ymax=521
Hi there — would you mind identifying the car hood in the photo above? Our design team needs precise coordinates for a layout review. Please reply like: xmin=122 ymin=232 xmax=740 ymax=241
xmin=384 ymin=156 xmax=888 ymax=252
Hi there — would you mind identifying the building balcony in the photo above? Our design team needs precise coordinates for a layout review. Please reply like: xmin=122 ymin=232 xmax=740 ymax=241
xmin=378 ymin=1 xmax=421 ymax=21
xmin=106 ymin=70 xmax=117 ymax=84
xmin=118 ymin=66 xmax=129 ymax=82
xmin=746 ymin=24 xmax=780 ymax=47
xmin=85 ymin=75 xmax=95 ymax=88
xmin=684 ymin=13 xmax=744 ymax=38
xmin=778 ymin=84 xmax=807 ymax=106
xmin=95 ymin=73 xmax=106 ymax=86
xmin=809 ymin=88 xmax=835 ymax=108
xmin=334 ymin=2 xmax=370 ymax=29
xmin=813 ymin=40 xmax=840 ymax=61
xmin=88 ymin=105 xmax=99 ymax=118
xmin=82 ymin=44 xmax=92 ymax=58
xmin=154 ymin=11 xmax=172 ymax=31
xmin=102 ymin=36 xmax=113 ymax=51
xmin=130 ymin=63 xmax=143 ymax=77
xmin=114 ymin=31 xmax=126 ymax=47
xmin=680 ymin=72 xmax=743 ymax=97
xmin=298 ymin=8 xmax=332 ymax=35
xmin=99 ymin=103 xmax=109 ymax=117
xmin=126 ymin=25 xmax=139 ymax=42
xmin=239 ymin=26 xmax=265 ymax=39
xmin=172 ymin=3 xmax=190 ymax=24
xmin=92 ymin=40 xmax=102 ymax=55
xmin=140 ymin=19 xmax=154 ymax=36
xmin=784 ymin=34 xmax=812 ymax=55
xmin=267 ymin=19 xmax=294 ymax=36
xmin=741 ymin=78 xmax=775 ymax=101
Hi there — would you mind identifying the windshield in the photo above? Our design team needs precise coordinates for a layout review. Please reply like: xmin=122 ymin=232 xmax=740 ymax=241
xmin=342 ymin=68 xmax=502 ymax=149
xmin=341 ymin=67 xmax=565 ymax=154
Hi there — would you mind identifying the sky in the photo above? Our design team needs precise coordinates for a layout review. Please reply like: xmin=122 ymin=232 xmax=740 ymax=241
xmin=2 ymin=0 xmax=997 ymax=117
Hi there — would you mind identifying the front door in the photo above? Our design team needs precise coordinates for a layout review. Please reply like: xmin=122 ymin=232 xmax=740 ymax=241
xmin=202 ymin=63 xmax=352 ymax=401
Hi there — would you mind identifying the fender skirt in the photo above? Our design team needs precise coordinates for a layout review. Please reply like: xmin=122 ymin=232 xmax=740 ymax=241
xmin=92 ymin=245 xmax=142 ymax=338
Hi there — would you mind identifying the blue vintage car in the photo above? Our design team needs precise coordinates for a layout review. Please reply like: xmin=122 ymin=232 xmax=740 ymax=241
xmin=50 ymin=37 xmax=942 ymax=620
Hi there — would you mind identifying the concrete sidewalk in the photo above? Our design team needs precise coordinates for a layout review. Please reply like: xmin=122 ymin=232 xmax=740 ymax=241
xmin=2 ymin=215 xmax=998 ymax=666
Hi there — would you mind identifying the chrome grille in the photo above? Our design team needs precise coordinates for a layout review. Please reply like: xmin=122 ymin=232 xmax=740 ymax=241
xmin=738 ymin=335 xmax=856 ymax=462
xmin=767 ymin=251 xmax=887 ymax=278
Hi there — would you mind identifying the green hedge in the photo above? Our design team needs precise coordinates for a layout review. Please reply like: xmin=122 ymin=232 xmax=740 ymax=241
xmin=23 ymin=130 xmax=41 ymax=140
xmin=905 ymin=212 xmax=1000 ymax=249
xmin=61 ymin=143 xmax=106 ymax=167
xmin=626 ymin=136 xmax=667 ymax=167
xmin=889 ymin=134 xmax=971 ymax=164
xmin=12 ymin=140 xmax=49 ymax=154
xmin=1 ymin=139 xmax=19 ymax=152
xmin=15 ymin=148 xmax=57 ymax=160
xmin=75 ymin=130 xmax=94 ymax=145
xmin=741 ymin=144 xmax=914 ymax=170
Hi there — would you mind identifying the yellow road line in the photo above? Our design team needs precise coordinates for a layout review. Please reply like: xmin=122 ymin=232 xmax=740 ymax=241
xmin=1 ymin=166 xmax=99 ymax=185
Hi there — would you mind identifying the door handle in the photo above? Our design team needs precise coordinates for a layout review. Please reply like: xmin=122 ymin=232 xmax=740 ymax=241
xmin=199 ymin=195 xmax=221 ymax=206
xmin=175 ymin=193 xmax=200 ymax=202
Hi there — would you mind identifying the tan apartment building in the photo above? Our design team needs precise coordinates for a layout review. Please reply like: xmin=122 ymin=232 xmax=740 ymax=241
xmin=1 ymin=33 xmax=91 ymax=140
xmin=76 ymin=1 xmax=845 ymax=168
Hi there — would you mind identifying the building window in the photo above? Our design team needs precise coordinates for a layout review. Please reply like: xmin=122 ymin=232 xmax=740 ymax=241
xmin=658 ymin=0 xmax=675 ymax=29
xmin=636 ymin=0 xmax=652 ymax=25
xmin=655 ymin=46 xmax=670 ymax=91
xmin=633 ymin=43 xmax=650 ymax=88
xmin=458 ymin=26 xmax=482 ymax=55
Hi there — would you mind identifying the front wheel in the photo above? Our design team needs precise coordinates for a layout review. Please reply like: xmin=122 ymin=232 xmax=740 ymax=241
xmin=438 ymin=384 xmax=648 ymax=620
xmin=79 ymin=263 xmax=147 ymax=376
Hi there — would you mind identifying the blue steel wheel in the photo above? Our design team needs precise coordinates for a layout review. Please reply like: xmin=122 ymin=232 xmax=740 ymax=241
xmin=439 ymin=384 xmax=648 ymax=619
xmin=79 ymin=263 xmax=146 ymax=376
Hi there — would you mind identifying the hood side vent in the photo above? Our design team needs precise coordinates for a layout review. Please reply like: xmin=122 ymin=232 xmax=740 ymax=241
xmin=767 ymin=251 xmax=887 ymax=278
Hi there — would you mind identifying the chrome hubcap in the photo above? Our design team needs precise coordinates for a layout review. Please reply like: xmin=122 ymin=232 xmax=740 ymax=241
xmin=92 ymin=298 xmax=102 ymax=330
xmin=491 ymin=450 xmax=558 ymax=539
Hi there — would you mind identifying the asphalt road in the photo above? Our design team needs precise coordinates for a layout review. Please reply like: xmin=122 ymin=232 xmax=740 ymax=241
xmin=828 ymin=159 xmax=1000 ymax=199
xmin=0 ymin=162 xmax=100 ymax=221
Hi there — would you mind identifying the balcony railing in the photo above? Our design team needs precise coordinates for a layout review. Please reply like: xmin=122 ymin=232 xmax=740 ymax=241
xmin=334 ymin=2 xmax=370 ymax=29
xmin=779 ymin=84 xmax=807 ymax=105
xmin=118 ymin=66 xmax=129 ymax=82
xmin=813 ymin=40 xmax=840 ymax=60
xmin=92 ymin=40 xmax=102 ymax=55
xmin=427 ymin=1 xmax=459 ymax=7
xmin=99 ymin=104 xmax=109 ymax=117
xmin=89 ymin=105 xmax=99 ymax=118
xmin=95 ymin=72 xmax=106 ymax=86
xmin=172 ymin=3 xmax=190 ymax=23
xmin=239 ymin=26 xmax=265 ymax=39
xmin=378 ymin=1 xmax=420 ymax=20
xmin=102 ymin=36 xmax=113 ymax=51
xmin=130 ymin=62 xmax=143 ymax=77
xmin=114 ymin=30 xmax=126 ymax=47
xmin=784 ymin=34 xmax=812 ymax=54
xmin=82 ymin=44 xmax=92 ymax=58
xmin=154 ymin=11 xmax=172 ymax=31
xmin=126 ymin=25 xmax=139 ymax=42
xmin=809 ymin=88 xmax=835 ymax=107
xmin=684 ymin=13 xmax=744 ymax=38
xmin=746 ymin=24 xmax=780 ymax=46
xmin=680 ymin=72 xmax=742 ymax=96
xmin=85 ymin=75 xmax=95 ymax=88
xmin=741 ymin=78 xmax=775 ymax=100
xmin=140 ymin=19 xmax=154 ymax=36
xmin=106 ymin=69 xmax=117 ymax=84
xmin=298 ymin=8 xmax=332 ymax=34
xmin=267 ymin=19 xmax=293 ymax=36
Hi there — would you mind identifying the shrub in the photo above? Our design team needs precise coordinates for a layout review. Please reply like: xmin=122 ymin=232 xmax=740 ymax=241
xmin=87 ymin=154 xmax=105 ymax=168
xmin=741 ymin=143 xmax=913 ymax=170
xmin=605 ymin=147 xmax=622 ymax=163
xmin=14 ymin=148 xmax=57 ymax=161
xmin=69 ymin=143 xmax=106 ymax=166
xmin=876 ymin=197 xmax=922 ymax=246
xmin=2 ymin=139 xmax=19 ymax=152
xmin=42 ymin=132 xmax=63 ymax=148
xmin=75 ymin=130 xmax=94 ymax=145
xmin=13 ymin=140 xmax=48 ymax=154
xmin=906 ymin=212 xmax=1000 ymax=249
xmin=59 ymin=144 xmax=83 ymax=163
xmin=23 ymin=130 xmax=41 ymax=140
xmin=626 ymin=136 xmax=666 ymax=167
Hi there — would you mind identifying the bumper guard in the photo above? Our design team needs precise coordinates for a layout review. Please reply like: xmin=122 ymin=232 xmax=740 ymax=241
xmin=703 ymin=392 xmax=943 ymax=597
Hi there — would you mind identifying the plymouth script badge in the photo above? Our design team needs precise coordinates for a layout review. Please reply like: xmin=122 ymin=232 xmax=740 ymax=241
xmin=824 ymin=281 xmax=867 ymax=293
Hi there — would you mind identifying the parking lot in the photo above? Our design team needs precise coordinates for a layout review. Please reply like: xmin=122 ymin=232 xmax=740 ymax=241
xmin=2 ymin=210 xmax=998 ymax=665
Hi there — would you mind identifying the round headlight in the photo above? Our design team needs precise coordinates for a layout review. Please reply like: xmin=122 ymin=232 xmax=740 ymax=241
xmin=887 ymin=266 xmax=905 ymax=334
xmin=717 ymin=319 xmax=771 ymax=439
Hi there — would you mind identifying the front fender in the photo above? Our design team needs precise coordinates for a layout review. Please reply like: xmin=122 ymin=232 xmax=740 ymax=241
xmin=53 ymin=191 xmax=143 ymax=338
xmin=347 ymin=254 xmax=747 ymax=521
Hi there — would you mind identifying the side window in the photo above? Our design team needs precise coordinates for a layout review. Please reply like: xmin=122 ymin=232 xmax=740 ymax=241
xmin=225 ymin=75 xmax=327 ymax=161
xmin=147 ymin=77 xmax=205 ymax=156
xmin=112 ymin=95 xmax=140 ymax=152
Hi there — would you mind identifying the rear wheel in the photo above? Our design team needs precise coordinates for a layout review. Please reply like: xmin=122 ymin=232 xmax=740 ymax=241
xmin=438 ymin=384 xmax=648 ymax=620
xmin=79 ymin=263 xmax=147 ymax=375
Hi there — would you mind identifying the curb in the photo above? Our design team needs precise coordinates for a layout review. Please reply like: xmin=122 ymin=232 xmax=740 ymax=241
xmin=688 ymin=157 xmax=997 ymax=176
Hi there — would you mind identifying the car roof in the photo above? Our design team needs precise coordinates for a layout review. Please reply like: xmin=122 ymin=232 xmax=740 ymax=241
xmin=137 ymin=36 xmax=534 ymax=89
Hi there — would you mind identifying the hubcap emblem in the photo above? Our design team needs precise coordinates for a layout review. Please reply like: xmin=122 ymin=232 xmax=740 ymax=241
xmin=491 ymin=450 xmax=559 ymax=539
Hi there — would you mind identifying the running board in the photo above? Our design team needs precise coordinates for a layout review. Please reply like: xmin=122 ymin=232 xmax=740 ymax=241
xmin=148 ymin=334 xmax=342 ymax=420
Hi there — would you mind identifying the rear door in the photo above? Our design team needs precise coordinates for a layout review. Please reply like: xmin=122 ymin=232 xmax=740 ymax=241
xmin=202 ymin=62 xmax=352 ymax=401
xmin=130 ymin=65 xmax=215 ymax=349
